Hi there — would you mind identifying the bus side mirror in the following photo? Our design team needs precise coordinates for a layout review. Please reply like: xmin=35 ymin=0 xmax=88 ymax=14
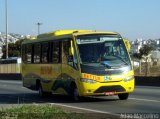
xmin=124 ymin=39 xmax=131 ymax=52
xmin=69 ymin=40 xmax=74 ymax=56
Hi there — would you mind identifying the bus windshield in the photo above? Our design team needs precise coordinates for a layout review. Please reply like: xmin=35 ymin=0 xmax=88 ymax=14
xmin=76 ymin=35 xmax=131 ymax=68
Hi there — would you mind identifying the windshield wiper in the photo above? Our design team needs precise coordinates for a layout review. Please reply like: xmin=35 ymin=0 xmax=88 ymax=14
xmin=113 ymin=55 xmax=128 ymax=65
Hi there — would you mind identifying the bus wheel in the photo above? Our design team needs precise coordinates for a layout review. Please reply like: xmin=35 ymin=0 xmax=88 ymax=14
xmin=38 ymin=82 xmax=52 ymax=97
xmin=70 ymin=84 xmax=79 ymax=101
xmin=118 ymin=93 xmax=129 ymax=100
xmin=38 ymin=83 xmax=44 ymax=97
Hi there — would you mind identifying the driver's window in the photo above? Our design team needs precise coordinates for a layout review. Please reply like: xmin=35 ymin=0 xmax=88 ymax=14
xmin=72 ymin=43 xmax=78 ymax=69
xmin=62 ymin=39 xmax=78 ymax=69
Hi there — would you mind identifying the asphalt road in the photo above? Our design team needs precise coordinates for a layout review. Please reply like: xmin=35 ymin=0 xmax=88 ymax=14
xmin=0 ymin=80 xmax=160 ymax=116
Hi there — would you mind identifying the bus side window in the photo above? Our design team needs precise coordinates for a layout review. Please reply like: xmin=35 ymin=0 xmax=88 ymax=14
xmin=34 ymin=43 xmax=41 ymax=63
xmin=26 ymin=44 xmax=32 ymax=63
xmin=22 ymin=45 xmax=26 ymax=63
xmin=51 ymin=41 xmax=60 ymax=63
xmin=62 ymin=40 xmax=70 ymax=64
xmin=41 ymin=42 xmax=49 ymax=63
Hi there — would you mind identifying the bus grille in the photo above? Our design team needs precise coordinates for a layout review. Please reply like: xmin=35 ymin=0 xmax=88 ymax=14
xmin=94 ymin=85 xmax=125 ymax=93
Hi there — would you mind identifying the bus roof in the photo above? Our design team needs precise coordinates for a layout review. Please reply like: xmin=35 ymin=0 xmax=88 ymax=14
xmin=22 ymin=30 xmax=119 ymax=44
xmin=37 ymin=30 xmax=118 ymax=38
xmin=37 ymin=30 xmax=92 ymax=38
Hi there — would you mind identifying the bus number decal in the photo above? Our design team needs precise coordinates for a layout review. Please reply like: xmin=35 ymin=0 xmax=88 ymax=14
xmin=40 ymin=66 xmax=52 ymax=75
xmin=83 ymin=73 xmax=100 ymax=81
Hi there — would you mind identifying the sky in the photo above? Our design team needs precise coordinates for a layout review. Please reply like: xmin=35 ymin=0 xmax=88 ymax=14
xmin=0 ymin=0 xmax=160 ymax=41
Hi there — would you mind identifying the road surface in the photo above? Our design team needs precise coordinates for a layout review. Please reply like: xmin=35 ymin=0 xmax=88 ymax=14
xmin=0 ymin=80 xmax=160 ymax=117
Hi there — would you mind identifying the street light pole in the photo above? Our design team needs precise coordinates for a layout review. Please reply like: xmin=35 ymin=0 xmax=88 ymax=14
xmin=5 ymin=0 xmax=8 ymax=59
xmin=36 ymin=22 xmax=42 ymax=35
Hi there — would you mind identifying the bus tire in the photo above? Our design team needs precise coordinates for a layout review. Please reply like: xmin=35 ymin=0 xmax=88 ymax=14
xmin=38 ymin=82 xmax=52 ymax=97
xmin=70 ymin=83 xmax=79 ymax=101
xmin=38 ymin=83 xmax=45 ymax=97
xmin=118 ymin=93 xmax=129 ymax=100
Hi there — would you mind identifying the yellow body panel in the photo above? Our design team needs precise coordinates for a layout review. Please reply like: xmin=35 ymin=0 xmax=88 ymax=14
xmin=22 ymin=64 xmax=61 ymax=92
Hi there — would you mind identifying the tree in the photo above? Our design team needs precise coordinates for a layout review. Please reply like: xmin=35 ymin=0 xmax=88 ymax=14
xmin=2 ymin=39 xmax=25 ymax=59
xmin=133 ymin=45 xmax=153 ymax=75
xmin=140 ymin=45 xmax=152 ymax=75
xmin=139 ymin=45 xmax=152 ymax=57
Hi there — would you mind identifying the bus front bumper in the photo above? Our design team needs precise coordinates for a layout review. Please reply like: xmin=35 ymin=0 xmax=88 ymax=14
xmin=78 ymin=79 xmax=134 ymax=96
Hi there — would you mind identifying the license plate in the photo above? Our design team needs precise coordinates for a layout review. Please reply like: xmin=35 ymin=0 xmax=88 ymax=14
xmin=105 ymin=92 xmax=115 ymax=96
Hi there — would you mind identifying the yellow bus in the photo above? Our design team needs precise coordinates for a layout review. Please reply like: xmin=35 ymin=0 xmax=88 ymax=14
xmin=21 ymin=30 xmax=134 ymax=100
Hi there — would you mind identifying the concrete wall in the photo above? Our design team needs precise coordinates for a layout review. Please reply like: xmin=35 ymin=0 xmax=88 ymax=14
xmin=0 ymin=64 xmax=21 ymax=73
xmin=135 ymin=76 xmax=160 ymax=87
xmin=0 ymin=74 xmax=22 ymax=80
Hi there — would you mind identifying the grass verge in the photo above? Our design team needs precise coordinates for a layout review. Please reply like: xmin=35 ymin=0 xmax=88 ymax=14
xmin=0 ymin=104 xmax=85 ymax=119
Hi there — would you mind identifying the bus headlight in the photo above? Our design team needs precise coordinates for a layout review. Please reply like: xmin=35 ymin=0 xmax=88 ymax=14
xmin=80 ymin=78 xmax=97 ymax=84
xmin=124 ymin=76 xmax=134 ymax=82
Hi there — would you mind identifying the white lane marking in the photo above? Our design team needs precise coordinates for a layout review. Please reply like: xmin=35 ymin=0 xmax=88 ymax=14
xmin=129 ymin=98 xmax=160 ymax=103
xmin=49 ymin=103 xmax=119 ymax=116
